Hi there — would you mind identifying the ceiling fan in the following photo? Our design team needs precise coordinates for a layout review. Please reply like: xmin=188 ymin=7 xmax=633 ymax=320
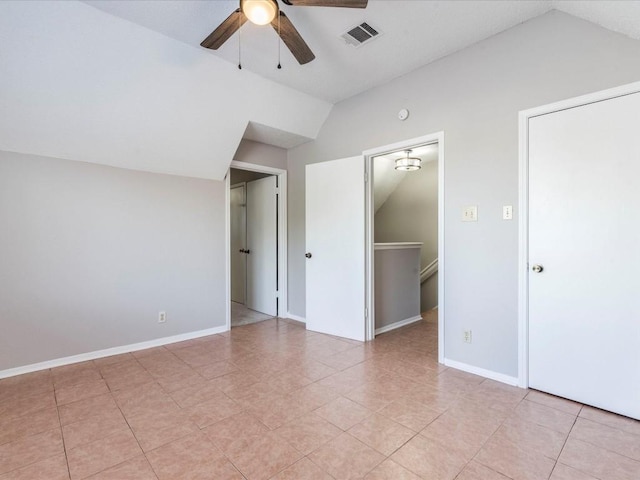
xmin=200 ymin=0 xmax=368 ymax=65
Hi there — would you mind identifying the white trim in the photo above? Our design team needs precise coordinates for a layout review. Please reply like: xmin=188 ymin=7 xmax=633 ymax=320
xmin=517 ymin=80 xmax=640 ymax=389
xmin=225 ymin=172 xmax=232 ymax=332
xmin=0 ymin=326 xmax=227 ymax=380
xmin=375 ymin=315 xmax=422 ymax=335
xmin=227 ymin=161 xmax=288 ymax=324
xmin=420 ymin=258 xmax=438 ymax=284
xmin=443 ymin=358 xmax=520 ymax=387
xmin=230 ymin=161 xmax=285 ymax=176
xmin=363 ymin=132 xmax=445 ymax=365
xmin=374 ymin=242 xmax=423 ymax=250
xmin=286 ymin=312 xmax=306 ymax=323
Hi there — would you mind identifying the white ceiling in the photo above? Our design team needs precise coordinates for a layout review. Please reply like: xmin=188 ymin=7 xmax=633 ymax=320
xmin=84 ymin=0 xmax=640 ymax=104
xmin=373 ymin=144 xmax=437 ymax=213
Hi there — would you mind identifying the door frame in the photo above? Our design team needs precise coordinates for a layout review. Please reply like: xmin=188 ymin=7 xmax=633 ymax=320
xmin=363 ymin=132 xmax=445 ymax=364
xmin=517 ymin=80 xmax=640 ymax=388
xmin=225 ymin=160 xmax=288 ymax=331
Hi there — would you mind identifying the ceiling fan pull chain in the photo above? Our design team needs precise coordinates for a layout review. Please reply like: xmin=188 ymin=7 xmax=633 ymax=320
xmin=277 ymin=12 xmax=282 ymax=70
xmin=238 ymin=11 xmax=242 ymax=69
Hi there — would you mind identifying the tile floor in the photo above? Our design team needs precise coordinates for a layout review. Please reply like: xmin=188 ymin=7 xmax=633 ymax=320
xmin=231 ymin=302 xmax=274 ymax=327
xmin=1 ymin=310 xmax=639 ymax=479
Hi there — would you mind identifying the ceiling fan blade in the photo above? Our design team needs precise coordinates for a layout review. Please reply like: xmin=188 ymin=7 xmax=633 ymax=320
xmin=201 ymin=9 xmax=248 ymax=50
xmin=281 ymin=0 xmax=368 ymax=7
xmin=271 ymin=11 xmax=316 ymax=65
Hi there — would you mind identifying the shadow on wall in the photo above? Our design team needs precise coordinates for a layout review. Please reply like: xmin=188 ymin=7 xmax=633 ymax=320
xmin=374 ymin=150 xmax=438 ymax=311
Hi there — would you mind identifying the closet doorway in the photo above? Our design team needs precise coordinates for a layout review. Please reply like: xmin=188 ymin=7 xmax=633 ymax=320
xmin=226 ymin=162 xmax=287 ymax=328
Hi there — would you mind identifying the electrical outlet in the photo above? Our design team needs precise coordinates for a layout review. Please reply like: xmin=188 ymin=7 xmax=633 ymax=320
xmin=464 ymin=330 xmax=472 ymax=343
xmin=158 ymin=311 xmax=166 ymax=323
xmin=503 ymin=205 xmax=513 ymax=220
xmin=462 ymin=206 xmax=478 ymax=222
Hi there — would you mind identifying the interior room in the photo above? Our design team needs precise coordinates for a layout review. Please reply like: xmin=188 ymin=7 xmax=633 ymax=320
xmin=1 ymin=1 xmax=639 ymax=479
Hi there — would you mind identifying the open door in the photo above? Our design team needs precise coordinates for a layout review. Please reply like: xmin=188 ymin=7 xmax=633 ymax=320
xmin=246 ymin=176 xmax=278 ymax=317
xmin=306 ymin=156 xmax=365 ymax=341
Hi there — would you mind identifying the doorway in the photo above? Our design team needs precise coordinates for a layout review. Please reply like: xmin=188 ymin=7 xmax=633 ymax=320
xmin=370 ymin=143 xmax=439 ymax=336
xmin=303 ymin=133 xmax=444 ymax=360
xmin=364 ymin=132 xmax=445 ymax=363
xmin=226 ymin=161 xmax=288 ymax=330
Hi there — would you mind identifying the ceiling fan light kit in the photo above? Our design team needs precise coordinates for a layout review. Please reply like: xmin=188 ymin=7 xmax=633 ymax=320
xmin=201 ymin=0 xmax=369 ymax=66
xmin=241 ymin=0 xmax=278 ymax=26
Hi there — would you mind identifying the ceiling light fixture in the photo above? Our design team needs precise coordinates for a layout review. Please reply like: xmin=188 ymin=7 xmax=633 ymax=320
xmin=395 ymin=150 xmax=421 ymax=171
xmin=241 ymin=0 xmax=278 ymax=26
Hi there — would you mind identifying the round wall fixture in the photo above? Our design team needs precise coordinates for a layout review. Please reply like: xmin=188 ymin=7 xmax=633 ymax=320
xmin=398 ymin=109 xmax=410 ymax=121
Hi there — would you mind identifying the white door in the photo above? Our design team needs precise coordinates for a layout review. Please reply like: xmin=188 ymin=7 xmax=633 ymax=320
xmin=230 ymin=184 xmax=246 ymax=304
xmin=306 ymin=156 xmax=365 ymax=341
xmin=246 ymin=176 xmax=278 ymax=317
xmin=528 ymin=92 xmax=640 ymax=420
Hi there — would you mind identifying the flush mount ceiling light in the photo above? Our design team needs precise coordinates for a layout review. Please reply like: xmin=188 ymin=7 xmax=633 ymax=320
xmin=395 ymin=150 xmax=421 ymax=171
xmin=241 ymin=0 xmax=278 ymax=25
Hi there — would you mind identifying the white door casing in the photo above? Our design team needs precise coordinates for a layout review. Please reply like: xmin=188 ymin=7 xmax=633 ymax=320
xmin=246 ymin=176 xmax=278 ymax=317
xmin=306 ymin=156 xmax=366 ymax=341
xmin=526 ymin=91 xmax=640 ymax=419
xmin=230 ymin=184 xmax=246 ymax=304
xmin=363 ymin=132 xmax=445 ymax=355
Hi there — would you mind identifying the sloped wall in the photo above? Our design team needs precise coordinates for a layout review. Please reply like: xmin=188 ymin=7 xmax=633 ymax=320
xmin=0 ymin=1 xmax=331 ymax=181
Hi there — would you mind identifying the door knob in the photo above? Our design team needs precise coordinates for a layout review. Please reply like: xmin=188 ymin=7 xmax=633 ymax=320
xmin=239 ymin=249 xmax=245 ymax=253
xmin=305 ymin=252 xmax=312 ymax=259
xmin=245 ymin=249 xmax=250 ymax=255
xmin=532 ymin=264 xmax=544 ymax=273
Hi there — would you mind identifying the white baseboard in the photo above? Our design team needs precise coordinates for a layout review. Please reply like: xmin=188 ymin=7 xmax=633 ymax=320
xmin=0 ymin=325 xmax=228 ymax=380
xmin=443 ymin=358 xmax=520 ymax=387
xmin=286 ymin=312 xmax=306 ymax=323
xmin=375 ymin=315 xmax=422 ymax=335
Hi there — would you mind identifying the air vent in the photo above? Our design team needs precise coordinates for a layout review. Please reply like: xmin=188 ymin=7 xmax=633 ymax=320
xmin=341 ymin=22 xmax=381 ymax=47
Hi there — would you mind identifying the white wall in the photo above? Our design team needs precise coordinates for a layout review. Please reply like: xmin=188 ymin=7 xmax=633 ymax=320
xmin=234 ymin=140 xmax=288 ymax=171
xmin=287 ymin=11 xmax=640 ymax=378
xmin=0 ymin=1 xmax=331 ymax=181
xmin=0 ymin=151 xmax=225 ymax=372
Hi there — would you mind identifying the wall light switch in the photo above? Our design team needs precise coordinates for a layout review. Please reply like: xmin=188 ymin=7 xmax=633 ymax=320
xmin=462 ymin=206 xmax=478 ymax=222
xmin=503 ymin=205 xmax=513 ymax=220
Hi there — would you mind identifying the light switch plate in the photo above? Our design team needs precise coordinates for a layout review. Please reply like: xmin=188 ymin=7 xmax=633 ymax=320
xmin=462 ymin=206 xmax=478 ymax=222
xmin=503 ymin=205 xmax=513 ymax=220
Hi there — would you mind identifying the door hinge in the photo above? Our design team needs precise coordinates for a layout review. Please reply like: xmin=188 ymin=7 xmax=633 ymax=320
xmin=364 ymin=173 xmax=368 ymax=183
xmin=364 ymin=307 xmax=368 ymax=319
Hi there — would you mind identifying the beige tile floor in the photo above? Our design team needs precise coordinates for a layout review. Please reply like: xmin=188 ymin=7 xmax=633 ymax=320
xmin=1 ymin=310 xmax=639 ymax=479
xmin=231 ymin=302 xmax=274 ymax=328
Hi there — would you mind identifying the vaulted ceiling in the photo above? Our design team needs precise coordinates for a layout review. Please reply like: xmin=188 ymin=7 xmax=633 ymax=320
xmin=2 ymin=1 xmax=639 ymax=180
xmin=85 ymin=0 xmax=640 ymax=103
